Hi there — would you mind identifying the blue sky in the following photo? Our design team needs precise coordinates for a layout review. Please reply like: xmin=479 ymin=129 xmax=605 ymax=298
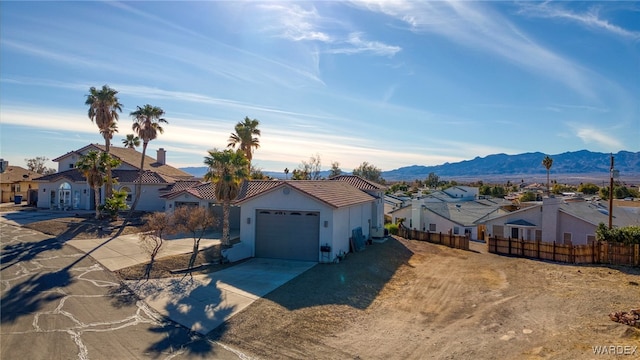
xmin=1 ymin=1 xmax=639 ymax=173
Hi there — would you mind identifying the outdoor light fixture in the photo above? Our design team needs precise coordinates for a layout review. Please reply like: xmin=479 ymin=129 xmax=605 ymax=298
xmin=324 ymin=221 xmax=328 ymax=228
xmin=43 ymin=188 xmax=46 ymax=192
xmin=247 ymin=217 xmax=251 ymax=224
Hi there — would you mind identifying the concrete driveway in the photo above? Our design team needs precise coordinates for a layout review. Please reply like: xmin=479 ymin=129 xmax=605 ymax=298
xmin=125 ymin=258 xmax=317 ymax=335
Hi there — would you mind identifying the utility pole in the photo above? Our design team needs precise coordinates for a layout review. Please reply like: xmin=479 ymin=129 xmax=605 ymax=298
xmin=608 ymin=154 xmax=614 ymax=229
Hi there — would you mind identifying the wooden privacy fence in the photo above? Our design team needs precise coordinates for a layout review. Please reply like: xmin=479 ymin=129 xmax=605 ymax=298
xmin=488 ymin=237 xmax=640 ymax=267
xmin=398 ymin=228 xmax=470 ymax=251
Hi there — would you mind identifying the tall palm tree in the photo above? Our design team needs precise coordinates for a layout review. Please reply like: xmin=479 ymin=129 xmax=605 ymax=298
xmin=75 ymin=150 xmax=121 ymax=219
xmin=122 ymin=134 xmax=140 ymax=149
xmin=129 ymin=104 xmax=167 ymax=214
xmin=542 ymin=155 xmax=553 ymax=195
xmin=85 ymin=85 xmax=122 ymax=199
xmin=204 ymin=149 xmax=249 ymax=246
xmin=227 ymin=116 xmax=260 ymax=171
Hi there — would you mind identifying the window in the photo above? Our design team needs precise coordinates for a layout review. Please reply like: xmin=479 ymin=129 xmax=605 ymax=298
xmin=69 ymin=163 xmax=74 ymax=169
xmin=429 ymin=223 xmax=436 ymax=232
xmin=11 ymin=184 xmax=21 ymax=192
xmin=453 ymin=227 xmax=460 ymax=235
xmin=563 ymin=232 xmax=572 ymax=245
xmin=587 ymin=235 xmax=596 ymax=245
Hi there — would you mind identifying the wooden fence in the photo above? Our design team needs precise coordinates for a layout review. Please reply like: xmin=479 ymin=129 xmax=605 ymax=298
xmin=487 ymin=237 xmax=640 ymax=267
xmin=398 ymin=228 xmax=470 ymax=251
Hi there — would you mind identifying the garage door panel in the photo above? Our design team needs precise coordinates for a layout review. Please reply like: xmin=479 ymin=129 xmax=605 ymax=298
xmin=255 ymin=210 xmax=319 ymax=261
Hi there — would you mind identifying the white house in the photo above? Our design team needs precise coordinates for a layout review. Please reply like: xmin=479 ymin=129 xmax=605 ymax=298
xmin=224 ymin=179 xmax=380 ymax=263
xmin=35 ymin=144 xmax=193 ymax=211
xmin=481 ymin=196 xmax=640 ymax=245
xmin=390 ymin=197 xmax=512 ymax=240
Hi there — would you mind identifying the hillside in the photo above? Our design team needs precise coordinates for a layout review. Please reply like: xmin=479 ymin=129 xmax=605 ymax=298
xmin=181 ymin=150 xmax=640 ymax=182
xmin=382 ymin=150 xmax=640 ymax=181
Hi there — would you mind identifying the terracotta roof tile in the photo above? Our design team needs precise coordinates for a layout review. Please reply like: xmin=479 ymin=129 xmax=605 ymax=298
xmin=35 ymin=169 xmax=171 ymax=185
xmin=54 ymin=144 xmax=193 ymax=180
xmin=236 ymin=180 xmax=374 ymax=208
xmin=330 ymin=175 xmax=386 ymax=190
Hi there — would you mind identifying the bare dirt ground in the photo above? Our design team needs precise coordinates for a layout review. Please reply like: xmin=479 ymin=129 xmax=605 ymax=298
xmin=210 ymin=238 xmax=640 ymax=360
xmin=9 ymin=208 xmax=640 ymax=359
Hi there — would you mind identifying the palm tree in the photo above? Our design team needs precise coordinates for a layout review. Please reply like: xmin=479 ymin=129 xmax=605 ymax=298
xmin=542 ymin=155 xmax=553 ymax=195
xmin=75 ymin=150 xmax=121 ymax=219
xmin=204 ymin=149 xmax=249 ymax=247
xmin=227 ymin=116 xmax=260 ymax=171
xmin=122 ymin=134 xmax=140 ymax=149
xmin=129 ymin=104 xmax=167 ymax=214
xmin=85 ymin=85 xmax=122 ymax=199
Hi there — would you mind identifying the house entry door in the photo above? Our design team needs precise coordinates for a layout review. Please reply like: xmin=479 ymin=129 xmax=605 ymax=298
xmin=58 ymin=182 xmax=72 ymax=210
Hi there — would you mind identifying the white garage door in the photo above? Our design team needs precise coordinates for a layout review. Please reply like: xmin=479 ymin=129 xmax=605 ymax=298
xmin=255 ymin=210 xmax=320 ymax=261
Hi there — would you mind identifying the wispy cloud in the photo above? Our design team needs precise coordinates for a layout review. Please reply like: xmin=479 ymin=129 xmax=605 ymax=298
xmin=518 ymin=2 xmax=640 ymax=40
xmin=567 ymin=123 xmax=624 ymax=149
xmin=353 ymin=1 xmax=596 ymax=98
xmin=327 ymin=32 xmax=401 ymax=56
xmin=260 ymin=3 xmax=401 ymax=57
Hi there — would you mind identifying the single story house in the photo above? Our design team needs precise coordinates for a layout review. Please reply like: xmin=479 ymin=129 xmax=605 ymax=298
xmin=222 ymin=179 xmax=382 ymax=263
xmin=481 ymin=196 xmax=640 ymax=245
xmin=390 ymin=197 xmax=512 ymax=240
xmin=0 ymin=164 xmax=40 ymax=204
xmin=35 ymin=144 xmax=193 ymax=211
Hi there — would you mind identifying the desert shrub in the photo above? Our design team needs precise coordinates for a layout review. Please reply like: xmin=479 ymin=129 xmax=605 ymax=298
xmin=385 ymin=223 xmax=399 ymax=235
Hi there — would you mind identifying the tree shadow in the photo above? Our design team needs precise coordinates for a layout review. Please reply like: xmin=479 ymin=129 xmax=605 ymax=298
xmin=0 ymin=269 xmax=71 ymax=323
xmin=1 ymin=236 xmax=65 ymax=271
xmin=126 ymin=276 xmax=236 ymax=357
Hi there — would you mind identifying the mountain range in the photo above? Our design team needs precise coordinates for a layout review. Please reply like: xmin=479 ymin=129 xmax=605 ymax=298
xmin=181 ymin=150 xmax=640 ymax=182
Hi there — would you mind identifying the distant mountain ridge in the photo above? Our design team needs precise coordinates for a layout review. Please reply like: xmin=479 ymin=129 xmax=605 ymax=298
xmin=181 ymin=150 xmax=640 ymax=181
xmin=382 ymin=150 xmax=640 ymax=181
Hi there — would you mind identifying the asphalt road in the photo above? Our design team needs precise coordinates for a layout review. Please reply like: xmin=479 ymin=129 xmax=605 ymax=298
xmin=0 ymin=222 xmax=245 ymax=360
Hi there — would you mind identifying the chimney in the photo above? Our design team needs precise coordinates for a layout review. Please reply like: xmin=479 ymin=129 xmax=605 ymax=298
xmin=157 ymin=148 xmax=166 ymax=165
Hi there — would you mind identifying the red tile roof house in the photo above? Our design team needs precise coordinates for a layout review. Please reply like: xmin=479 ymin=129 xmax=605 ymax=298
xmin=161 ymin=175 xmax=386 ymax=263
xmin=35 ymin=144 xmax=193 ymax=211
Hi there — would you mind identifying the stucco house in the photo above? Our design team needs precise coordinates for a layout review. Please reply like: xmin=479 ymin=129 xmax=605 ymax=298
xmin=35 ymin=144 xmax=193 ymax=211
xmin=481 ymin=196 xmax=640 ymax=245
xmin=390 ymin=197 xmax=512 ymax=240
xmin=0 ymin=165 xmax=40 ymax=204
xmin=218 ymin=178 xmax=384 ymax=263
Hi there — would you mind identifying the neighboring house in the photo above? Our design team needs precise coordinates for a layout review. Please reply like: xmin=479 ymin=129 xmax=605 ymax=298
xmin=161 ymin=180 xmax=240 ymax=230
xmin=384 ymin=194 xmax=409 ymax=216
xmin=224 ymin=179 xmax=380 ymax=263
xmin=0 ymin=165 xmax=40 ymax=204
xmin=390 ymin=197 xmax=512 ymax=240
xmin=35 ymin=144 xmax=193 ymax=211
xmin=481 ymin=196 xmax=640 ymax=245
xmin=420 ymin=186 xmax=479 ymax=203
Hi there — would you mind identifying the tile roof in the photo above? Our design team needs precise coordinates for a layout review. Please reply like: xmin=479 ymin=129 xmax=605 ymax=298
xmin=53 ymin=144 xmax=193 ymax=180
xmin=34 ymin=169 xmax=172 ymax=185
xmin=330 ymin=175 xmax=386 ymax=190
xmin=423 ymin=200 xmax=506 ymax=227
xmin=236 ymin=180 xmax=375 ymax=208
xmin=161 ymin=182 xmax=218 ymax=201
xmin=0 ymin=166 xmax=39 ymax=184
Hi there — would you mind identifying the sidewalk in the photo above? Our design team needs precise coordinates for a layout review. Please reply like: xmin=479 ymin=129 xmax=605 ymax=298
xmin=66 ymin=233 xmax=225 ymax=271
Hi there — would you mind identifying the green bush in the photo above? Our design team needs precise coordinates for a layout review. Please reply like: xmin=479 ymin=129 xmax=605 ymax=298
xmin=385 ymin=223 xmax=399 ymax=235
xmin=596 ymin=223 xmax=640 ymax=245
xmin=99 ymin=189 xmax=129 ymax=220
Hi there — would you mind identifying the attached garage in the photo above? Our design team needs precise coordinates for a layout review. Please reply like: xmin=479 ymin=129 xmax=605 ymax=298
xmin=255 ymin=210 xmax=320 ymax=261
xmin=226 ymin=180 xmax=378 ymax=263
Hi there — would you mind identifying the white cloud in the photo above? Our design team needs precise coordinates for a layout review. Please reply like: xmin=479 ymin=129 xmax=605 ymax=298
xmin=353 ymin=1 xmax=597 ymax=98
xmin=567 ymin=123 xmax=624 ymax=150
xmin=518 ymin=3 xmax=640 ymax=40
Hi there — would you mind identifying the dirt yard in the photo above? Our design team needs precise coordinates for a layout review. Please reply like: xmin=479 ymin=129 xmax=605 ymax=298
xmin=210 ymin=238 xmax=639 ymax=360
xmin=10 ymin=209 xmax=640 ymax=359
